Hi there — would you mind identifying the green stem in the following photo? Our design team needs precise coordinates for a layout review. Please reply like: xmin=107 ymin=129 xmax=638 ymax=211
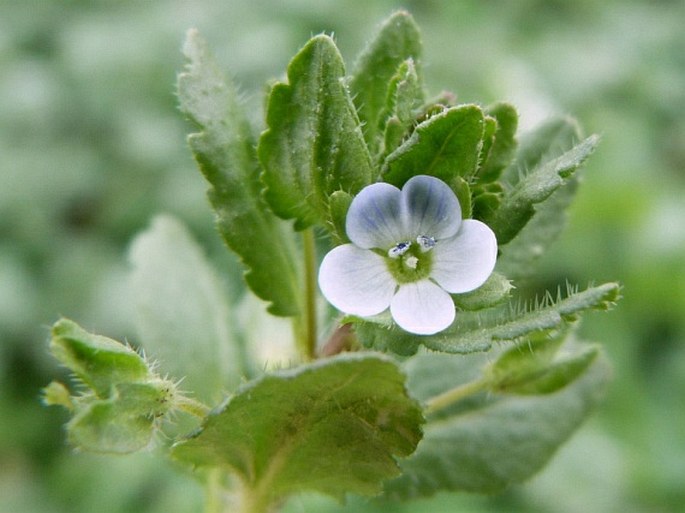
xmin=424 ymin=378 xmax=489 ymax=415
xmin=301 ymin=228 xmax=318 ymax=360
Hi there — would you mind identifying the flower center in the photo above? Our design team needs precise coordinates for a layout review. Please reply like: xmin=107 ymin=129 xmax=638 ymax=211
xmin=385 ymin=235 xmax=436 ymax=284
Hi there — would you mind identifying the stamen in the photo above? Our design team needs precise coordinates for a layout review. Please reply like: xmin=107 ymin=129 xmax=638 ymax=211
xmin=388 ymin=241 xmax=412 ymax=258
xmin=416 ymin=235 xmax=436 ymax=252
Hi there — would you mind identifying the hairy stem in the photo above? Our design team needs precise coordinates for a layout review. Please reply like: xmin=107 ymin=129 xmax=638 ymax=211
xmin=424 ymin=378 xmax=489 ymax=415
xmin=175 ymin=395 xmax=211 ymax=418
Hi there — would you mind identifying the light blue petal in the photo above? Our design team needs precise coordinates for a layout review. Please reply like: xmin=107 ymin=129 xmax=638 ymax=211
xmin=401 ymin=175 xmax=461 ymax=240
xmin=318 ymin=244 xmax=396 ymax=316
xmin=431 ymin=219 xmax=498 ymax=294
xmin=390 ymin=280 xmax=455 ymax=335
xmin=345 ymin=182 xmax=406 ymax=249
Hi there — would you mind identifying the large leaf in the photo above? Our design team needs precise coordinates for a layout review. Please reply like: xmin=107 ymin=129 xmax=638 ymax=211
xmin=382 ymin=105 xmax=485 ymax=187
xmin=384 ymin=346 xmax=611 ymax=498
xmin=487 ymin=134 xmax=599 ymax=244
xmin=354 ymin=282 xmax=620 ymax=356
xmin=350 ymin=10 xmax=423 ymax=154
xmin=172 ymin=354 xmax=423 ymax=504
xmin=128 ymin=215 xmax=240 ymax=403
xmin=178 ymin=29 xmax=302 ymax=316
xmin=259 ymin=35 xmax=373 ymax=230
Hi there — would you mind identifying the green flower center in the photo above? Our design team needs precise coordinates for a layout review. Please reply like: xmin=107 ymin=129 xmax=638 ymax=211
xmin=384 ymin=236 xmax=435 ymax=284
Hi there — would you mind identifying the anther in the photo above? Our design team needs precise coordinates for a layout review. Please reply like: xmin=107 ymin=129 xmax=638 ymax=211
xmin=388 ymin=241 xmax=412 ymax=258
xmin=416 ymin=235 xmax=436 ymax=252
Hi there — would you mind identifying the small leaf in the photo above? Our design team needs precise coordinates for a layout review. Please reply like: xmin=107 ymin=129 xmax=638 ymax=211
xmin=378 ymin=59 xmax=424 ymax=159
xmin=350 ymin=10 xmax=423 ymax=153
xmin=172 ymin=354 xmax=423 ymax=503
xmin=259 ymin=34 xmax=373 ymax=229
xmin=477 ymin=102 xmax=518 ymax=183
xmin=128 ymin=215 xmax=240 ymax=403
xmin=328 ymin=190 xmax=353 ymax=244
xmin=385 ymin=349 xmax=611 ymax=497
xmin=488 ymin=134 xmax=599 ymax=244
xmin=354 ymin=282 xmax=620 ymax=356
xmin=47 ymin=319 xmax=177 ymax=453
xmin=50 ymin=318 xmax=150 ymax=396
xmin=382 ymin=105 xmax=485 ymax=187
xmin=453 ymin=272 xmax=513 ymax=311
xmin=488 ymin=330 xmax=599 ymax=395
xmin=179 ymin=30 xmax=302 ymax=317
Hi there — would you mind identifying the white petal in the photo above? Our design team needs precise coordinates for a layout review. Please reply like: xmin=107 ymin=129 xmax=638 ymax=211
xmin=431 ymin=219 xmax=498 ymax=294
xmin=345 ymin=182 xmax=406 ymax=249
xmin=318 ymin=244 xmax=396 ymax=316
xmin=401 ymin=175 xmax=461 ymax=240
xmin=390 ymin=280 xmax=455 ymax=335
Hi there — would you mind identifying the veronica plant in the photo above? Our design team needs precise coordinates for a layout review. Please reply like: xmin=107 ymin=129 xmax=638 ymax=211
xmin=44 ymin=11 xmax=619 ymax=513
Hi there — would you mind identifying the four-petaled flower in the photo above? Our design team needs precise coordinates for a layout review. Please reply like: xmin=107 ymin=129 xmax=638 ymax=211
xmin=318 ymin=175 xmax=498 ymax=335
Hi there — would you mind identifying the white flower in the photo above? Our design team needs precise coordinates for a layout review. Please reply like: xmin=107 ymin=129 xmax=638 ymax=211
xmin=318 ymin=175 xmax=497 ymax=335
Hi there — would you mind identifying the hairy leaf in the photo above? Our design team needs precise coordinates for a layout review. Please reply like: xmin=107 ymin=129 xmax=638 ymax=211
xmin=350 ymin=10 xmax=423 ymax=154
xmin=259 ymin=34 xmax=373 ymax=229
xmin=178 ymin=29 xmax=302 ymax=316
xmin=382 ymin=105 xmax=485 ymax=187
xmin=488 ymin=134 xmax=599 ymax=244
xmin=385 ymin=347 xmax=611 ymax=497
xmin=172 ymin=354 xmax=423 ymax=503
xmin=354 ymin=282 xmax=620 ymax=355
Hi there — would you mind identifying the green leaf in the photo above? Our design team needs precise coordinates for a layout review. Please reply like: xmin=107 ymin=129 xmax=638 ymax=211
xmin=328 ymin=190 xmax=353 ymax=244
xmin=66 ymin=380 xmax=174 ymax=453
xmin=379 ymin=59 xmax=424 ymax=159
xmin=488 ymin=134 xmax=599 ymax=245
xmin=502 ymin=116 xmax=582 ymax=185
xmin=496 ymin=176 xmax=579 ymax=280
xmin=350 ymin=10 xmax=423 ymax=153
xmin=47 ymin=319 xmax=177 ymax=453
xmin=178 ymin=29 xmax=302 ymax=317
xmin=50 ymin=318 xmax=150 ymax=397
xmin=452 ymin=272 xmax=513 ymax=311
xmin=355 ymin=282 xmax=620 ymax=356
xmin=385 ymin=349 xmax=611 ymax=497
xmin=172 ymin=354 xmax=423 ymax=503
xmin=128 ymin=215 xmax=241 ymax=403
xmin=382 ymin=105 xmax=485 ymax=187
xmin=488 ymin=330 xmax=599 ymax=395
xmin=259 ymin=34 xmax=373 ymax=230
xmin=477 ymin=102 xmax=518 ymax=183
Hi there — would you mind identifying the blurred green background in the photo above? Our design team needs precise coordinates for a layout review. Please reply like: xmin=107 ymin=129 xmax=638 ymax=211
xmin=1 ymin=1 xmax=683 ymax=512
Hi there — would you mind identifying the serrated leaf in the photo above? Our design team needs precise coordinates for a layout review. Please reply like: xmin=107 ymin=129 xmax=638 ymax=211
xmin=350 ymin=11 xmax=423 ymax=153
xmin=172 ymin=354 xmax=423 ymax=503
xmin=354 ymin=283 xmax=620 ymax=356
xmin=488 ymin=134 xmax=599 ymax=244
xmin=478 ymin=102 xmax=518 ymax=183
xmin=128 ymin=215 xmax=240 ymax=403
xmin=386 ymin=349 xmax=611 ymax=497
xmin=178 ymin=29 xmax=302 ymax=317
xmin=50 ymin=318 xmax=150 ymax=396
xmin=382 ymin=105 xmax=485 ymax=187
xmin=259 ymin=34 xmax=373 ymax=230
